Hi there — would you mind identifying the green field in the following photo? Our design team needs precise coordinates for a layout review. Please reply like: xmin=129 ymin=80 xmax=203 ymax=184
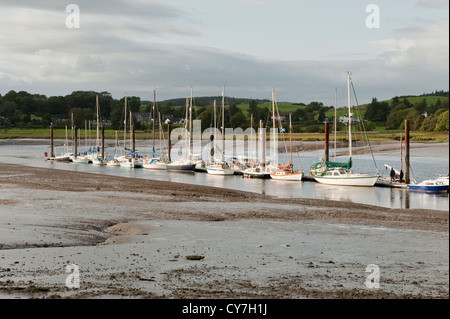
xmin=1 ymin=128 xmax=448 ymax=143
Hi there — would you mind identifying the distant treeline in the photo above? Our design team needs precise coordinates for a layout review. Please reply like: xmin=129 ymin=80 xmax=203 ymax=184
xmin=0 ymin=89 xmax=448 ymax=133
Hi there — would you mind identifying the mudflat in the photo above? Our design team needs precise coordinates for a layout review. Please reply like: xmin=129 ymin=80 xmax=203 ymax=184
xmin=0 ymin=163 xmax=448 ymax=299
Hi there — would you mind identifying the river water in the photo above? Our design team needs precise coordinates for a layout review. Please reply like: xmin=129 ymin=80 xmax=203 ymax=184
xmin=0 ymin=139 xmax=448 ymax=212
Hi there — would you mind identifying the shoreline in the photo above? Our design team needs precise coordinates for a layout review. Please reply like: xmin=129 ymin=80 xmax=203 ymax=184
xmin=0 ymin=163 xmax=448 ymax=299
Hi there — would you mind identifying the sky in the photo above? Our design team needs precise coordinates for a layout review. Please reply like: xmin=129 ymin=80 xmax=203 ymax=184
xmin=0 ymin=0 xmax=448 ymax=106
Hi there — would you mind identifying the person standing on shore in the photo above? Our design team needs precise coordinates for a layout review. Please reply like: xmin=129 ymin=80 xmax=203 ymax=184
xmin=390 ymin=167 xmax=396 ymax=182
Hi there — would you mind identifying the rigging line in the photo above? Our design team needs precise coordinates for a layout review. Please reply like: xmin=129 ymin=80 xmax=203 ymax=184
xmin=350 ymin=80 xmax=380 ymax=174
xmin=273 ymin=94 xmax=289 ymax=162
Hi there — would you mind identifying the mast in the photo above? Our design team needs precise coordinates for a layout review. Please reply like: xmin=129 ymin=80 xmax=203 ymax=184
xmin=189 ymin=88 xmax=193 ymax=162
xmin=347 ymin=72 xmax=352 ymax=172
xmin=272 ymin=87 xmax=277 ymax=167
xmin=400 ymin=132 xmax=403 ymax=172
xmin=124 ymin=94 xmax=127 ymax=149
xmin=129 ymin=110 xmax=132 ymax=150
xmin=152 ymin=89 xmax=156 ymax=153
xmin=85 ymin=120 xmax=87 ymax=153
xmin=96 ymin=95 xmax=99 ymax=151
xmin=250 ymin=114 xmax=253 ymax=164
xmin=334 ymin=88 xmax=337 ymax=161
xmin=289 ymin=113 xmax=293 ymax=168
xmin=221 ymin=85 xmax=225 ymax=163
xmin=213 ymin=99 xmax=217 ymax=164
xmin=185 ymin=97 xmax=189 ymax=162
xmin=71 ymin=112 xmax=74 ymax=151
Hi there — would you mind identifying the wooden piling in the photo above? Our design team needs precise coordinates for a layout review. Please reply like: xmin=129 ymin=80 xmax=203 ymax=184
xmin=324 ymin=121 xmax=329 ymax=162
xmin=405 ymin=120 xmax=410 ymax=184
xmin=74 ymin=126 xmax=77 ymax=158
xmin=132 ymin=124 xmax=135 ymax=158
xmin=167 ymin=122 xmax=171 ymax=163
xmin=50 ymin=124 xmax=54 ymax=157
xmin=101 ymin=124 xmax=105 ymax=161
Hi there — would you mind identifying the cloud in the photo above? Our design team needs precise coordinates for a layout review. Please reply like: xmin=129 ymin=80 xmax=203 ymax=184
xmin=0 ymin=1 xmax=447 ymax=107
xmin=372 ymin=19 xmax=449 ymax=69
xmin=415 ymin=0 xmax=449 ymax=9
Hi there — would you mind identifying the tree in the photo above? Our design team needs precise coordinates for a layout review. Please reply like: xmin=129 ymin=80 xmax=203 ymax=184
xmin=0 ymin=101 xmax=17 ymax=117
xmin=69 ymin=107 xmax=94 ymax=129
xmin=364 ymin=97 xmax=390 ymax=122
xmin=317 ymin=108 xmax=326 ymax=123
xmin=230 ymin=112 xmax=247 ymax=129
xmin=292 ymin=108 xmax=307 ymax=123
xmin=435 ymin=110 xmax=449 ymax=132
xmin=196 ymin=108 xmax=213 ymax=132
xmin=41 ymin=113 xmax=52 ymax=127
xmin=414 ymin=99 xmax=427 ymax=114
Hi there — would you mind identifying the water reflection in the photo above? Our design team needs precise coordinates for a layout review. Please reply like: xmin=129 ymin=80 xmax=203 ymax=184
xmin=0 ymin=140 xmax=448 ymax=212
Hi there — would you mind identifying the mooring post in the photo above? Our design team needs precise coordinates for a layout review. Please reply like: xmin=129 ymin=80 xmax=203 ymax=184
xmin=50 ymin=123 xmax=54 ymax=157
xmin=101 ymin=124 xmax=105 ymax=161
xmin=74 ymin=126 xmax=77 ymax=158
xmin=132 ymin=124 xmax=135 ymax=158
xmin=167 ymin=122 xmax=171 ymax=163
xmin=405 ymin=120 xmax=410 ymax=184
xmin=324 ymin=121 xmax=329 ymax=162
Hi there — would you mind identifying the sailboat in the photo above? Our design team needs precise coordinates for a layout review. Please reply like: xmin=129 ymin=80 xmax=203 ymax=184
xmin=242 ymin=119 xmax=271 ymax=179
xmin=206 ymin=86 xmax=234 ymax=175
xmin=166 ymin=89 xmax=196 ymax=172
xmin=117 ymin=96 xmax=143 ymax=168
xmin=313 ymin=72 xmax=379 ymax=187
xmin=87 ymin=95 xmax=106 ymax=165
xmin=106 ymin=131 xmax=120 ymax=166
xmin=270 ymin=114 xmax=304 ymax=181
xmin=144 ymin=89 xmax=167 ymax=170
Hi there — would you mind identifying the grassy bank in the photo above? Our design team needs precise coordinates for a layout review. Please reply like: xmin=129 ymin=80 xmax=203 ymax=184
xmin=1 ymin=128 xmax=448 ymax=143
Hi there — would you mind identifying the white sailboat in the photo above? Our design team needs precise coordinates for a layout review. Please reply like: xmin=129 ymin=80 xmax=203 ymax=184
xmin=144 ymin=89 xmax=167 ymax=170
xmin=206 ymin=86 xmax=234 ymax=176
xmin=118 ymin=97 xmax=143 ymax=168
xmin=89 ymin=96 xmax=106 ymax=165
xmin=270 ymin=114 xmax=304 ymax=181
xmin=166 ymin=89 xmax=196 ymax=172
xmin=314 ymin=72 xmax=379 ymax=187
xmin=243 ymin=119 xmax=271 ymax=179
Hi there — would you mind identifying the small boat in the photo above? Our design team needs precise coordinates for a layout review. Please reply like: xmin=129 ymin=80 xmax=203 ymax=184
xmin=206 ymin=162 xmax=234 ymax=175
xmin=311 ymin=73 xmax=379 ymax=187
xmin=92 ymin=157 xmax=106 ymax=166
xmin=436 ymin=174 xmax=449 ymax=186
xmin=53 ymin=154 xmax=70 ymax=162
xmin=106 ymin=157 xmax=120 ymax=167
xmin=408 ymin=178 xmax=449 ymax=193
xmin=72 ymin=154 xmax=90 ymax=164
xmin=243 ymin=165 xmax=271 ymax=179
xmin=314 ymin=167 xmax=379 ymax=186
xmin=270 ymin=113 xmax=304 ymax=181
xmin=270 ymin=164 xmax=304 ymax=181
xmin=119 ymin=156 xmax=143 ymax=168
xmin=143 ymin=157 xmax=167 ymax=170
xmin=193 ymin=159 xmax=207 ymax=173
xmin=166 ymin=160 xmax=196 ymax=172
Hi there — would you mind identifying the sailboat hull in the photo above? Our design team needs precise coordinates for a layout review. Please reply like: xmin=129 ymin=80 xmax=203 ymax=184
xmin=166 ymin=163 xmax=196 ymax=172
xmin=270 ymin=171 xmax=304 ymax=181
xmin=144 ymin=162 xmax=167 ymax=170
xmin=314 ymin=174 xmax=378 ymax=186
xmin=72 ymin=157 xmax=90 ymax=164
xmin=206 ymin=165 xmax=234 ymax=175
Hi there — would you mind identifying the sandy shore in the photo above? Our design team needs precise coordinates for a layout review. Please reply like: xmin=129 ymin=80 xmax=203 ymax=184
xmin=0 ymin=162 xmax=448 ymax=299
